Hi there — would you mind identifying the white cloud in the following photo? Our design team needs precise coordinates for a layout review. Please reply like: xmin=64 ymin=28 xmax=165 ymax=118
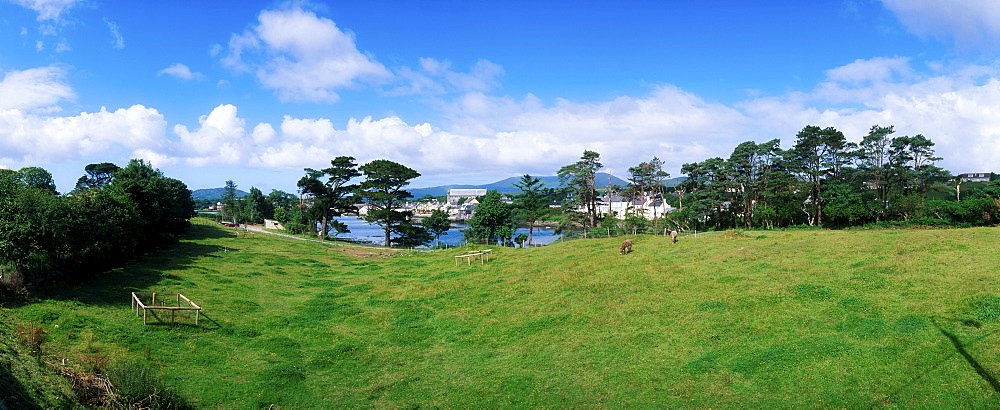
xmin=220 ymin=5 xmax=391 ymax=102
xmin=388 ymin=58 xmax=505 ymax=96
xmin=12 ymin=0 xmax=81 ymax=52
xmin=0 ymin=105 xmax=167 ymax=166
xmin=170 ymin=104 xmax=249 ymax=166
xmin=106 ymin=19 xmax=124 ymax=49
xmin=11 ymin=0 xmax=81 ymax=22
xmin=882 ymin=0 xmax=1000 ymax=46
xmin=158 ymin=63 xmax=206 ymax=81
xmin=0 ymin=66 xmax=75 ymax=112
xmin=740 ymin=57 xmax=1000 ymax=174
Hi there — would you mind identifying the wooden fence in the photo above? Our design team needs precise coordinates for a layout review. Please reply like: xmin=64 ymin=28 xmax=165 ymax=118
xmin=131 ymin=292 xmax=202 ymax=325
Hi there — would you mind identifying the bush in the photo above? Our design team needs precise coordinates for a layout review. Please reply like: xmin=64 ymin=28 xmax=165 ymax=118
xmin=105 ymin=362 xmax=191 ymax=409
xmin=722 ymin=229 xmax=748 ymax=239
xmin=15 ymin=323 xmax=48 ymax=357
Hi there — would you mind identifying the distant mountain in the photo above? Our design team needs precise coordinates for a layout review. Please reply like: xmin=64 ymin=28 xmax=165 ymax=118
xmin=408 ymin=173 xmax=686 ymax=198
xmin=192 ymin=188 xmax=248 ymax=201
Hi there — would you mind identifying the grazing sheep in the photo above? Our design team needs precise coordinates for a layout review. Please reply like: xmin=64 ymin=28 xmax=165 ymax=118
xmin=670 ymin=230 xmax=678 ymax=243
xmin=620 ymin=239 xmax=633 ymax=255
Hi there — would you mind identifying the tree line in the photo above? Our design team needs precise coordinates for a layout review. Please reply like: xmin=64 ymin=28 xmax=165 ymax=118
xmin=0 ymin=160 xmax=195 ymax=292
xmin=216 ymin=156 xmax=553 ymax=248
xmin=231 ymin=123 xmax=1000 ymax=248
xmin=558 ymin=124 xmax=1000 ymax=233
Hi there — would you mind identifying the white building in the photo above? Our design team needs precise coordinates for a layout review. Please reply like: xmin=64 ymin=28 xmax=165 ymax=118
xmin=447 ymin=189 xmax=487 ymax=205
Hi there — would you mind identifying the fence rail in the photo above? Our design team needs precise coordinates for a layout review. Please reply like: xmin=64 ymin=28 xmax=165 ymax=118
xmin=131 ymin=292 xmax=202 ymax=325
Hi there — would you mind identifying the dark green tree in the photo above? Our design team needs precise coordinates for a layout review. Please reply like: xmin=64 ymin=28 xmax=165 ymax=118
xmin=856 ymin=125 xmax=897 ymax=219
xmin=111 ymin=159 xmax=195 ymax=247
xmin=466 ymin=190 xmax=515 ymax=246
xmin=73 ymin=162 xmax=121 ymax=193
xmin=298 ymin=156 xmax=361 ymax=239
xmin=0 ymin=185 xmax=64 ymax=282
xmin=421 ymin=209 xmax=451 ymax=248
xmin=394 ymin=223 xmax=434 ymax=248
xmin=221 ymin=180 xmax=241 ymax=223
xmin=786 ymin=125 xmax=854 ymax=226
xmin=357 ymin=159 xmax=422 ymax=247
xmin=240 ymin=187 xmax=269 ymax=224
xmin=558 ymin=150 xmax=603 ymax=229
xmin=627 ymin=157 xmax=670 ymax=222
xmin=512 ymin=174 xmax=548 ymax=247
xmin=514 ymin=233 xmax=528 ymax=248
xmin=679 ymin=157 xmax=731 ymax=230
xmin=17 ymin=166 xmax=58 ymax=195
xmin=727 ymin=139 xmax=784 ymax=228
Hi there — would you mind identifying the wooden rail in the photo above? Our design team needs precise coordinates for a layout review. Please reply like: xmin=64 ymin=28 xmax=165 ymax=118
xmin=454 ymin=249 xmax=493 ymax=265
xmin=131 ymin=292 xmax=202 ymax=325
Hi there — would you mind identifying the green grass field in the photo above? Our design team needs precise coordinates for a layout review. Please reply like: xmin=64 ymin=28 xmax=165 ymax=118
xmin=4 ymin=218 xmax=1000 ymax=407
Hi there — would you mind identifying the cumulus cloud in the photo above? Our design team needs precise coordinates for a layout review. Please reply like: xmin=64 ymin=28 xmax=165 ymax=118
xmin=882 ymin=0 xmax=1000 ymax=46
xmin=0 ymin=66 xmax=75 ymax=112
xmin=220 ymin=5 xmax=391 ymax=102
xmin=158 ymin=63 xmax=206 ymax=81
xmin=740 ymin=57 xmax=1000 ymax=174
xmin=0 ymin=105 xmax=167 ymax=166
xmin=135 ymin=86 xmax=749 ymax=181
xmin=8 ymin=53 xmax=1000 ymax=187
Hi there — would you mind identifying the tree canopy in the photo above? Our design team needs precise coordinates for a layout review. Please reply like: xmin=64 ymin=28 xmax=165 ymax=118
xmin=466 ymin=190 xmax=515 ymax=246
xmin=357 ymin=159 xmax=425 ymax=247
xmin=0 ymin=160 xmax=194 ymax=291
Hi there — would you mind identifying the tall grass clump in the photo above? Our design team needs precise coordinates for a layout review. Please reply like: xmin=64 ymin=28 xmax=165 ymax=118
xmin=105 ymin=361 xmax=191 ymax=410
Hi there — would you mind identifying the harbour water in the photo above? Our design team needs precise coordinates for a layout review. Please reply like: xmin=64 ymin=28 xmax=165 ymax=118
xmin=329 ymin=216 xmax=561 ymax=247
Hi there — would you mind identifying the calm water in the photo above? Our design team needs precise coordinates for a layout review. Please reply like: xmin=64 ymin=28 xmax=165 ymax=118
xmin=329 ymin=216 xmax=561 ymax=247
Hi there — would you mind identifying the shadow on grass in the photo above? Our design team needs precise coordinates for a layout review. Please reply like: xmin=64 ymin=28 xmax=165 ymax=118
xmin=934 ymin=320 xmax=1000 ymax=393
xmin=139 ymin=310 xmax=223 ymax=331
xmin=33 ymin=223 xmax=240 ymax=307
xmin=0 ymin=362 xmax=43 ymax=410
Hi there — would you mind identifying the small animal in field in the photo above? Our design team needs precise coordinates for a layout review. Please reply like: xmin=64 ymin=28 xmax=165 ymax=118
xmin=670 ymin=230 xmax=678 ymax=243
xmin=620 ymin=239 xmax=633 ymax=254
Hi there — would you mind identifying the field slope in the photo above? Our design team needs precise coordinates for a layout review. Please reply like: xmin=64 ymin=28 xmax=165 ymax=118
xmin=4 ymin=219 xmax=1000 ymax=407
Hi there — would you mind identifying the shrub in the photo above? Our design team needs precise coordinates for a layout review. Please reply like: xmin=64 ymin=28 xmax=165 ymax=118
xmin=722 ymin=229 xmax=748 ymax=239
xmin=105 ymin=362 xmax=191 ymax=409
xmin=15 ymin=323 xmax=48 ymax=357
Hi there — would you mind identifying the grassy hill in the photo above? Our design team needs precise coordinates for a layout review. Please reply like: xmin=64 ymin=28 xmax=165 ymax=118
xmin=4 ymin=219 xmax=1000 ymax=407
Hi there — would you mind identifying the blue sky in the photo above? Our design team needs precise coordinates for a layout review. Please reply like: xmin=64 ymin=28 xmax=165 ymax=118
xmin=2 ymin=0 xmax=1000 ymax=193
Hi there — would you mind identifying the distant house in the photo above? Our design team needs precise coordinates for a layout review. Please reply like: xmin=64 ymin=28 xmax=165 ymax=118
xmin=447 ymin=189 xmax=487 ymax=205
xmin=959 ymin=173 xmax=992 ymax=183
xmin=593 ymin=195 xmax=673 ymax=220
xmin=264 ymin=219 xmax=286 ymax=230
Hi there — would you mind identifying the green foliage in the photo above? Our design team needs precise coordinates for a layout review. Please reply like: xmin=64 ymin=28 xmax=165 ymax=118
xmin=106 ymin=361 xmax=191 ymax=409
xmin=512 ymin=174 xmax=549 ymax=247
xmin=466 ymin=190 xmax=515 ymax=246
xmin=0 ymin=161 xmax=193 ymax=289
xmin=298 ymin=156 xmax=361 ymax=239
xmin=73 ymin=162 xmax=121 ymax=193
xmin=421 ymin=209 xmax=451 ymax=247
xmin=17 ymin=166 xmax=58 ymax=195
xmin=357 ymin=159 xmax=421 ymax=247
xmin=558 ymin=150 xmax=602 ymax=228
xmin=113 ymin=159 xmax=195 ymax=247
xmin=239 ymin=187 xmax=270 ymax=224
